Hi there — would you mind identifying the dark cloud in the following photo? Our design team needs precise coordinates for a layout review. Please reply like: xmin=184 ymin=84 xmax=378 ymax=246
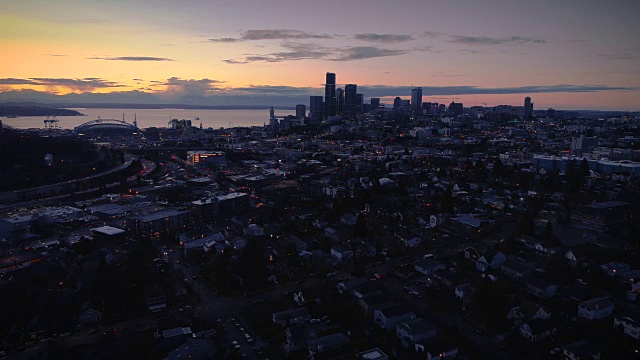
xmin=210 ymin=37 xmax=240 ymax=43
xmin=132 ymin=78 xmax=145 ymax=81
xmin=353 ymin=33 xmax=414 ymax=43
xmin=0 ymin=78 xmax=40 ymax=85
xmin=223 ymin=59 xmax=249 ymax=64
xmin=29 ymin=77 xmax=125 ymax=91
xmin=224 ymin=42 xmax=409 ymax=64
xmin=595 ymin=53 xmax=636 ymax=60
xmin=89 ymin=56 xmax=174 ymax=61
xmin=44 ymin=54 xmax=67 ymax=57
xmin=210 ymin=29 xmax=333 ymax=43
xmin=432 ymin=72 xmax=467 ymax=77
xmin=162 ymin=77 xmax=225 ymax=86
xmin=423 ymin=31 xmax=443 ymax=38
xmin=449 ymin=35 xmax=546 ymax=45
xmin=330 ymin=47 xmax=407 ymax=61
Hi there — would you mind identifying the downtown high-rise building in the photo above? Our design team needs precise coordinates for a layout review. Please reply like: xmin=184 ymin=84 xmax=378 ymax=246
xmin=356 ymin=93 xmax=364 ymax=115
xmin=344 ymin=84 xmax=357 ymax=116
xmin=336 ymin=88 xmax=344 ymax=115
xmin=449 ymin=102 xmax=464 ymax=116
xmin=296 ymin=104 xmax=306 ymax=120
xmin=411 ymin=87 xmax=423 ymax=112
xmin=370 ymin=98 xmax=381 ymax=110
xmin=310 ymin=96 xmax=324 ymax=122
xmin=324 ymin=72 xmax=336 ymax=118
xmin=393 ymin=97 xmax=402 ymax=110
xmin=524 ymin=96 xmax=533 ymax=119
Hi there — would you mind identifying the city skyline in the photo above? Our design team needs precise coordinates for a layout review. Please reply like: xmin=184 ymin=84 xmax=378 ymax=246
xmin=2 ymin=0 xmax=640 ymax=110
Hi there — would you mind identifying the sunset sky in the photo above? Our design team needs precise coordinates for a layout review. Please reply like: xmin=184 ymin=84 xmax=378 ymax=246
xmin=1 ymin=0 xmax=639 ymax=110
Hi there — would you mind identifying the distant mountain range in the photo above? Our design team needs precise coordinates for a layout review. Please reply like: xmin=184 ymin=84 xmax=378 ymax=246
xmin=0 ymin=101 xmax=294 ymax=111
xmin=0 ymin=89 xmax=302 ymax=109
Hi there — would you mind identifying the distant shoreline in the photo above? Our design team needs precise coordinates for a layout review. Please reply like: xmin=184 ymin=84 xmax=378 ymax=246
xmin=0 ymin=105 xmax=84 ymax=117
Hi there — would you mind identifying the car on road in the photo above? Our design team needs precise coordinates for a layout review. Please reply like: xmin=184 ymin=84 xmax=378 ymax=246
xmin=232 ymin=341 xmax=241 ymax=350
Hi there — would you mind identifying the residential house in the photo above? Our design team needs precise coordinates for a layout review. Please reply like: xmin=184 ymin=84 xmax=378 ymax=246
xmin=518 ymin=235 xmax=557 ymax=256
xmin=340 ymin=213 xmax=358 ymax=226
xmin=374 ymin=304 xmax=415 ymax=331
xmin=331 ymin=244 xmax=353 ymax=262
xmin=565 ymin=249 xmax=588 ymax=268
xmin=338 ymin=278 xmax=368 ymax=295
xmin=229 ymin=236 xmax=247 ymax=251
xmin=396 ymin=317 xmax=437 ymax=348
xmin=463 ymin=246 xmax=481 ymax=260
xmin=614 ymin=315 xmax=640 ymax=340
xmin=523 ymin=276 xmax=558 ymax=299
xmin=432 ymin=268 xmax=458 ymax=289
xmin=600 ymin=261 xmax=630 ymax=277
xmin=307 ymin=332 xmax=350 ymax=354
xmin=628 ymin=279 xmax=640 ymax=301
xmin=313 ymin=218 xmax=329 ymax=229
xmin=562 ymin=339 xmax=602 ymax=360
xmin=272 ymin=307 xmax=311 ymax=327
xmin=450 ymin=213 xmax=485 ymax=236
xmin=501 ymin=259 xmax=534 ymax=279
xmin=475 ymin=251 xmax=506 ymax=272
xmin=358 ymin=348 xmax=388 ymax=360
xmin=508 ymin=300 xmax=551 ymax=325
xmin=415 ymin=259 xmax=446 ymax=276
xmin=415 ymin=338 xmax=459 ymax=360
xmin=244 ymin=224 xmax=265 ymax=237
xmin=79 ymin=306 xmax=102 ymax=325
xmin=578 ymin=297 xmax=615 ymax=320
xmin=167 ymin=339 xmax=216 ymax=360
xmin=358 ymin=293 xmax=395 ymax=315
xmin=454 ymin=283 xmax=476 ymax=305
xmin=354 ymin=241 xmax=377 ymax=258
xmin=352 ymin=281 xmax=384 ymax=299
xmin=403 ymin=237 xmax=423 ymax=248
xmin=518 ymin=318 xmax=557 ymax=342
xmin=324 ymin=227 xmax=345 ymax=243
xmin=145 ymin=286 xmax=167 ymax=313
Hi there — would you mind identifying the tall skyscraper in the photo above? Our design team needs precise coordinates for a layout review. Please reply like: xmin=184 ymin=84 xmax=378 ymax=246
xmin=370 ymin=98 xmax=381 ymax=110
xmin=393 ymin=97 xmax=402 ymax=110
xmin=411 ymin=87 xmax=423 ymax=112
xmin=524 ymin=96 xmax=533 ymax=119
xmin=356 ymin=93 xmax=364 ymax=115
xmin=324 ymin=72 xmax=336 ymax=118
xmin=310 ymin=96 xmax=324 ymax=122
xmin=344 ymin=84 xmax=357 ymax=116
xmin=336 ymin=88 xmax=344 ymax=115
xmin=296 ymin=104 xmax=306 ymax=120
xmin=449 ymin=102 xmax=464 ymax=116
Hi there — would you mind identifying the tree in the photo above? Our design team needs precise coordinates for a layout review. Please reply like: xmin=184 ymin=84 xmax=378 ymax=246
xmin=580 ymin=158 xmax=590 ymax=180
xmin=475 ymin=159 xmax=487 ymax=178
xmin=440 ymin=186 xmax=455 ymax=214
xmin=542 ymin=221 xmax=554 ymax=240
xmin=516 ymin=211 xmax=534 ymax=236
